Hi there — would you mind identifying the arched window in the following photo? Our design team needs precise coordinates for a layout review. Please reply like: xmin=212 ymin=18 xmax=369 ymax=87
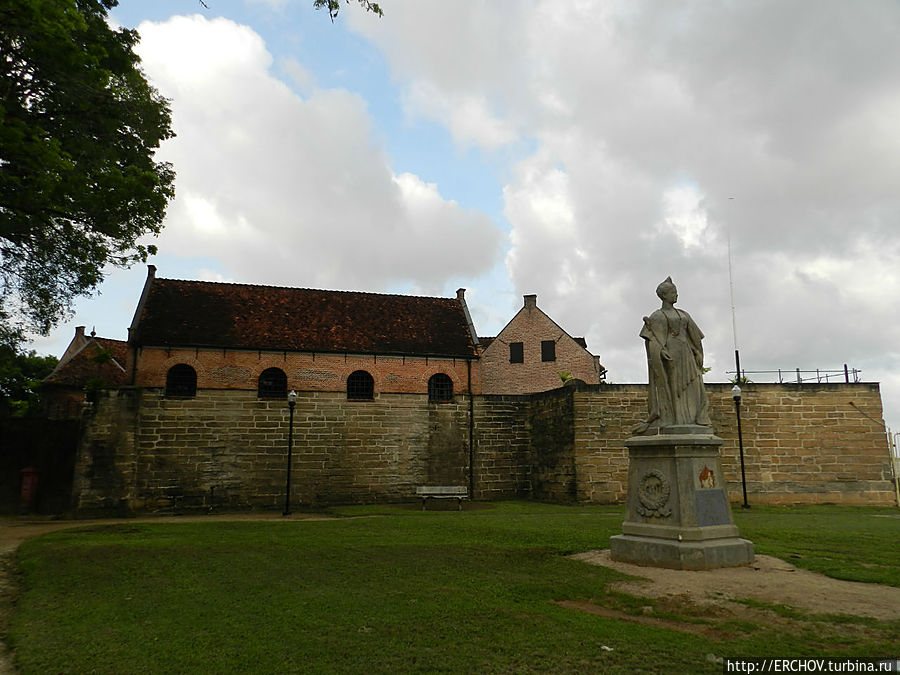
xmin=165 ymin=364 xmax=197 ymax=398
xmin=347 ymin=370 xmax=374 ymax=400
xmin=428 ymin=373 xmax=453 ymax=403
xmin=258 ymin=367 xmax=287 ymax=399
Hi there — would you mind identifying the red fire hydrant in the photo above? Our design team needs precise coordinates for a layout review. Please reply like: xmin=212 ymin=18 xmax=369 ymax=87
xmin=20 ymin=467 xmax=39 ymax=511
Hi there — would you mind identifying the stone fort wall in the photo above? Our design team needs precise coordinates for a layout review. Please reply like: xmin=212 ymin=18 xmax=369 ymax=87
xmin=565 ymin=381 xmax=895 ymax=506
xmin=73 ymin=382 xmax=896 ymax=513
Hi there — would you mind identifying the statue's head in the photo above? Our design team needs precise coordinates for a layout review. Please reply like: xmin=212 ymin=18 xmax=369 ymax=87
xmin=656 ymin=276 xmax=677 ymax=302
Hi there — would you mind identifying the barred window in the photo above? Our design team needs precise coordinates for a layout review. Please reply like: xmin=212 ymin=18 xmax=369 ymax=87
xmin=165 ymin=364 xmax=197 ymax=398
xmin=428 ymin=373 xmax=453 ymax=403
xmin=347 ymin=370 xmax=374 ymax=400
xmin=541 ymin=340 xmax=557 ymax=362
xmin=509 ymin=342 xmax=524 ymax=363
xmin=258 ymin=367 xmax=287 ymax=399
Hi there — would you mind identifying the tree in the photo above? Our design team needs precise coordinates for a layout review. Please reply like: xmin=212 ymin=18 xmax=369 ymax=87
xmin=313 ymin=0 xmax=383 ymax=21
xmin=0 ymin=0 xmax=175 ymax=342
xmin=0 ymin=344 xmax=57 ymax=416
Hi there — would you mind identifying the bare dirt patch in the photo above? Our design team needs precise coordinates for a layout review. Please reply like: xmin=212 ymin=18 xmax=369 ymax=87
xmin=570 ymin=549 xmax=900 ymax=621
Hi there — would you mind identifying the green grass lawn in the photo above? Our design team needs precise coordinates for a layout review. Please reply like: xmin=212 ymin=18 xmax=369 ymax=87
xmin=8 ymin=503 xmax=900 ymax=674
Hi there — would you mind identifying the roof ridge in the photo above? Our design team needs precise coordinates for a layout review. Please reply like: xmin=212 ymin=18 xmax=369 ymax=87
xmin=154 ymin=277 xmax=456 ymax=302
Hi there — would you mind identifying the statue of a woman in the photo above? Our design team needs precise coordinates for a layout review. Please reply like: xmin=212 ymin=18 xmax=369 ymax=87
xmin=634 ymin=277 xmax=711 ymax=434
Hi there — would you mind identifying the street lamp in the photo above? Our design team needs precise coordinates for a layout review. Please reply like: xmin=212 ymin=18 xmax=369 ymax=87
xmin=283 ymin=390 xmax=297 ymax=516
xmin=731 ymin=384 xmax=749 ymax=509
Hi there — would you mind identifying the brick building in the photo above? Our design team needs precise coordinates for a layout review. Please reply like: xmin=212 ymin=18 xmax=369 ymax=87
xmin=480 ymin=294 xmax=605 ymax=394
xmin=126 ymin=266 xmax=483 ymax=399
xmin=43 ymin=327 xmax=129 ymax=419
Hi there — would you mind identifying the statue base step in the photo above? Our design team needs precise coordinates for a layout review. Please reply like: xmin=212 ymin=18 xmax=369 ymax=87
xmin=610 ymin=534 xmax=754 ymax=570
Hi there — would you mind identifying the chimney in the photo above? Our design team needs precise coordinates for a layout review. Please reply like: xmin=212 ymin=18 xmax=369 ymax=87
xmin=75 ymin=326 xmax=86 ymax=342
xmin=523 ymin=294 xmax=537 ymax=309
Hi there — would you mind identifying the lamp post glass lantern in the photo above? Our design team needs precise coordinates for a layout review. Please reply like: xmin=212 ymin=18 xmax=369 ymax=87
xmin=283 ymin=390 xmax=297 ymax=516
xmin=731 ymin=384 xmax=749 ymax=509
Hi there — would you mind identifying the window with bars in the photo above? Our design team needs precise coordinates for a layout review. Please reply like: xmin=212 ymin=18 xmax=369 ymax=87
xmin=428 ymin=373 xmax=453 ymax=402
xmin=257 ymin=367 xmax=287 ymax=399
xmin=541 ymin=340 xmax=557 ymax=362
xmin=347 ymin=370 xmax=374 ymax=400
xmin=509 ymin=342 xmax=524 ymax=363
xmin=165 ymin=364 xmax=197 ymax=398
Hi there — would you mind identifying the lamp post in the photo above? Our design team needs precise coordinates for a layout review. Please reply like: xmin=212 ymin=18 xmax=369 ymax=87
xmin=283 ymin=390 xmax=297 ymax=516
xmin=731 ymin=384 xmax=749 ymax=509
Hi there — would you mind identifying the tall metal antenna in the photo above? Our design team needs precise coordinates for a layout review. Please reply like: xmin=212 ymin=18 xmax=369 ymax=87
xmin=727 ymin=227 xmax=738 ymax=353
xmin=727 ymin=197 xmax=741 ymax=380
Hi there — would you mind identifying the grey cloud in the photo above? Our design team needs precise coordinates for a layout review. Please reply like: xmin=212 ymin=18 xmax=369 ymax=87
xmin=353 ymin=0 xmax=900 ymax=426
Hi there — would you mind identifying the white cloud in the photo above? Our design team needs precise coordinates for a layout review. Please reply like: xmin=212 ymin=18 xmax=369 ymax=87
xmin=135 ymin=14 xmax=502 ymax=293
xmin=404 ymin=81 xmax=517 ymax=150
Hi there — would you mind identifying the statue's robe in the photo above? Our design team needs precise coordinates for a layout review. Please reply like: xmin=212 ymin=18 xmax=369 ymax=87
xmin=637 ymin=307 xmax=711 ymax=432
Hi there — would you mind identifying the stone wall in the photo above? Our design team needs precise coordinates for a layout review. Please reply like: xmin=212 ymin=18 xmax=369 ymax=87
xmin=73 ymin=381 xmax=897 ymax=513
xmin=528 ymin=388 xmax=576 ymax=502
xmin=471 ymin=395 xmax=531 ymax=500
xmin=75 ymin=388 xmax=477 ymax=513
xmin=567 ymin=382 xmax=895 ymax=506
xmin=709 ymin=382 xmax=894 ymax=505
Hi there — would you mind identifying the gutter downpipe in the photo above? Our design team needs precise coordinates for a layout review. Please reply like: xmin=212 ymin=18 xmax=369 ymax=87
xmin=457 ymin=288 xmax=479 ymax=501
xmin=467 ymin=358 xmax=475 ymax=500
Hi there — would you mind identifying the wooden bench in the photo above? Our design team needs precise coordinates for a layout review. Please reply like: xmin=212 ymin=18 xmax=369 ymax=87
xmin=416 ymin=486 xmax=468 ymax=511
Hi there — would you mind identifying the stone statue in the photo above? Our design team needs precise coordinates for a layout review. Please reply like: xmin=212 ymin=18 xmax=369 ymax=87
xmin=633 ymin=277 xmax=711 ymax=434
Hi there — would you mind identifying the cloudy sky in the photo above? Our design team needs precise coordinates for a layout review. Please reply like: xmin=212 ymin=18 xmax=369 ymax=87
xmin=28 ymin=0 xmax=900 ymax=433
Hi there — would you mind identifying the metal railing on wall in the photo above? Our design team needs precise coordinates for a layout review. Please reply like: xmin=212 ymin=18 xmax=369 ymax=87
xmin=725 ymin=364 xmax=861 ymax=384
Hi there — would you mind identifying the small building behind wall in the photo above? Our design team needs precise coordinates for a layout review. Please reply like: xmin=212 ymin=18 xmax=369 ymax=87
xmin=480 ymin=294 xmax=605 ymax=394
xmin=42 ymin=327 xmax=129 ymax=419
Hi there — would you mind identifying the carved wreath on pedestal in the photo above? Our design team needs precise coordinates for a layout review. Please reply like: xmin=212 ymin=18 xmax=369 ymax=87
xmin=636 ymin=469 xmax=671 ymax=518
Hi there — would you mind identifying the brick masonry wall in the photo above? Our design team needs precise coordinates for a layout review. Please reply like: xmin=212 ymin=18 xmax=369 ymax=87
xmin=131 ymin=346 xmax=482 ymax=396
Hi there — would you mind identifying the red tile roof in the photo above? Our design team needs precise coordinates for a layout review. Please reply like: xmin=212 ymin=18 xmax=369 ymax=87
xmin=132 ymin=278 xmax=479 ymax=358
xmin=44 ymin=338 xmax=129 ymax=387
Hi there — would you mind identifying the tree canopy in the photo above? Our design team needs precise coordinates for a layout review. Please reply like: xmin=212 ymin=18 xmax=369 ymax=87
xmin=0 ymin=0 xmax=175 ymax=342
xmin=0 ymin=344 xmax=56 ymax=416
xmin=313 ymin=0 xmax=383 ymax=21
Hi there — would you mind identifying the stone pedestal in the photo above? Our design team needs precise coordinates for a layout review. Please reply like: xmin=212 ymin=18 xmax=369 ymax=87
xmin=610 ymin=430 xmax=754 ymax=570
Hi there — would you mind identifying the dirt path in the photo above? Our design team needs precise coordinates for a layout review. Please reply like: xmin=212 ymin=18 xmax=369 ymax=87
xmin=571 ymin=549 xmax=900 ymax=620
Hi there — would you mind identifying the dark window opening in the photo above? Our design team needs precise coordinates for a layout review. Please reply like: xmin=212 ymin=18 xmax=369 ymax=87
xmin=347 ymin=370 xmax=374 ymax=400
xmin=509 ymin=342 xmax=524 ymax=363
xmin=258 ymin=367 xmax=287 ymax=399
xmin=165 ymin=364 xmax=197 ymax=398
xmin=541 ymin=340 xmax=557 ymax=362
xmin=428 ymin=373 xmax=454 ymax=402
